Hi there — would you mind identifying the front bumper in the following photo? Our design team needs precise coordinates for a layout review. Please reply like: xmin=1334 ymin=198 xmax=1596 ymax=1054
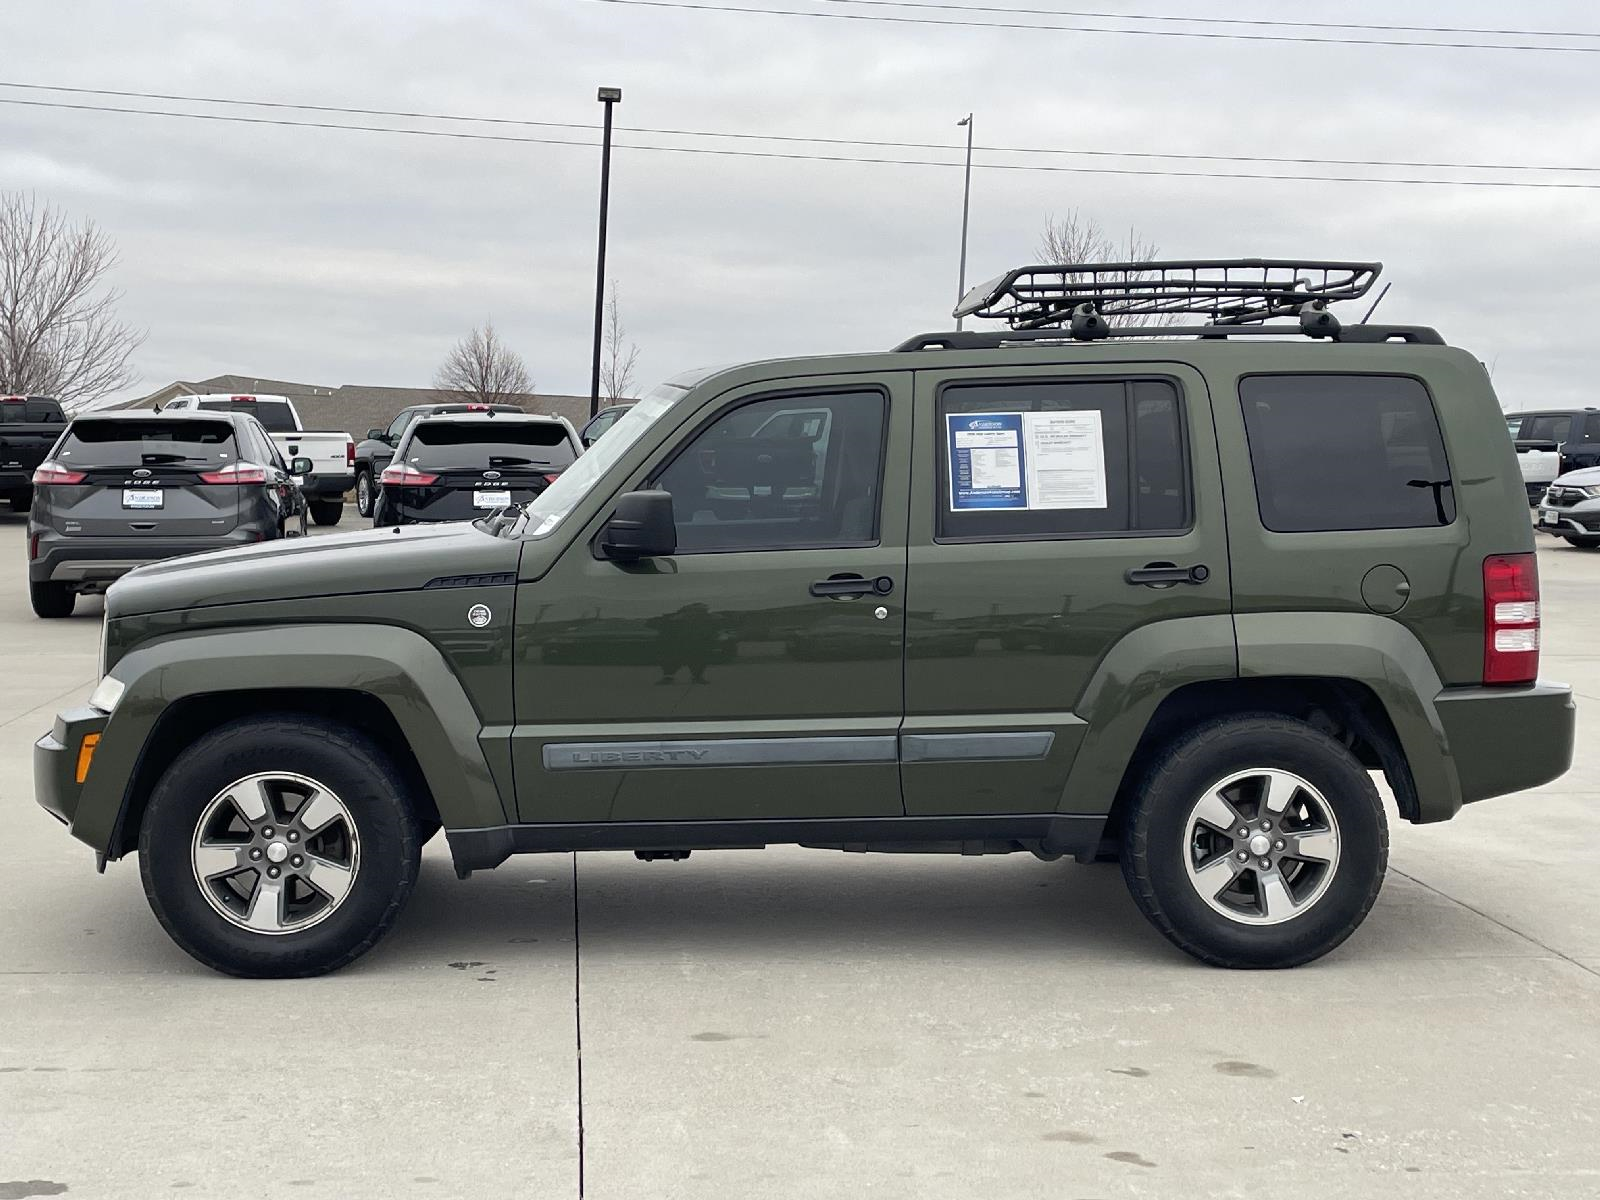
xmin=1436 ymin=682 xmax=1575 ymax=806
xmin=29 ymin=530 xmax=262 ymax=586
xmin=1536 ymin=499 xmax=1600 ymax=536
xmin=301 ymin=472 xmax=354 ymax=498
xmin=34 ymin=705 xmax=109 ymax=831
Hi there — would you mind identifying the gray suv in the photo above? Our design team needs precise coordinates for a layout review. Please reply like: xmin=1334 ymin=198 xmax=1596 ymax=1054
xmin=27 ymin=411 xmax=311 ymax=618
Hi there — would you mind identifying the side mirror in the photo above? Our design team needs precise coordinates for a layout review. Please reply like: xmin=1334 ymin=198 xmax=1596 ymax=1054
xmin=599 ymin=490 xmax=676 ymax=562
xmin=365 ymin=428 xmax=385 ymax=442
xmin=291 ymin=456 xmax=314 ymax=476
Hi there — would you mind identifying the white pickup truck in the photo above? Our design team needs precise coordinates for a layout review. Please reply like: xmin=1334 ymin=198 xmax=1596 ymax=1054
xmin=159 ymin=394 xmax=355 ymax=525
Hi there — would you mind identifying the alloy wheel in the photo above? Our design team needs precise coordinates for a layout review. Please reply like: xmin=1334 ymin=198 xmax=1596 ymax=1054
xmin=1181 ymin=768 xmax=1341 ymax=926
xmin=189 ymin=772 xmax=361 ymax=935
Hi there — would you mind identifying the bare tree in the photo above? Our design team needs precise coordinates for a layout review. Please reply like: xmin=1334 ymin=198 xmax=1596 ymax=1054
xmin=1036 ymin=210 xmax=1168 ymax=327
xmin=0 ymin=192 xmax=143 ymax=410
xmin=433 ymin=320 xmax=532 ymax=405
xmin=599 ymin=281 xmax=639 ymax=404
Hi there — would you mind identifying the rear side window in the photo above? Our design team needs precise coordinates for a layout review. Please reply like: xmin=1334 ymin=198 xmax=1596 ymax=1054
xmin=407 ymin=421 xmax=576 ymax=468
xmin=1521 ymin=413 xmax=1573 ymax=444
xmin=936 ymin=377 xmax=1189 ymax=541
xmin=0 ymin=398 xmax=65 ymax=423
xmin=1239 ymin=374 xmax=1455 ymax=533
xmin=197 ymin=398 xmax=297 ymax=432
xmin=57 ymin=420 xmax=238 ymax=466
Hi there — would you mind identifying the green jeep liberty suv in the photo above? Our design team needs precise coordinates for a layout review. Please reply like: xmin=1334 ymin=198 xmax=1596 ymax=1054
xmin=34 ymin=260 xmax=1575 ymax=977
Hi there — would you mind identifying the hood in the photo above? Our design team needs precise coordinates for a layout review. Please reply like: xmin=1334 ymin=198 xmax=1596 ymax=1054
xmin=106 ymin=522 xmax=523 ymax=618
xmin=1552 ymin=466 xmax=1600 ymax=488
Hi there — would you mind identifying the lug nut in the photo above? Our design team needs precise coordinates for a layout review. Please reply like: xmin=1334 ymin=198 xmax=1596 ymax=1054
xmin=1258 ymin=858 xmax=1271 ymax=870
xmin=262 ymin=826 xmax=274 ymax=838
xmin=1261 ymin=820 xmax=1272 ymax=832
xmin=267 ymin=866 xmax=280 ymax=879
xmin=249 ymin=848 xmax=263 ymax=861
xmin=1237 ymin=828 xmax=1249 ymax=838
xmin=286 ymin=831 xmax=299 ymax=843
xmin=1274 ymin=839 xmax=1285 ymax=851
xmin=1236 ymin=851 xmax=1248 ymax=862
xmin=291 ymin=855 xmax=303 ymax=868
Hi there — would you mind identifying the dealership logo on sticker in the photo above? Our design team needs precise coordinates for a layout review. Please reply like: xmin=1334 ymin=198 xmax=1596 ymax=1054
xmin=467 ymin=603 xmax=492 ymax=628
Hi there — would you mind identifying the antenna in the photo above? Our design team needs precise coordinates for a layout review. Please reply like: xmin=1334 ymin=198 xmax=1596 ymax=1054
xmin=1359 ymin=282 xmax=1393 ymax=324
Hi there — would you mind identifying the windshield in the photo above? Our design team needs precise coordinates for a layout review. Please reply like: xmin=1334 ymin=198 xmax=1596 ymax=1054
xmin=508 ymin=383 xmax=681 ymax=538
xmin=58 ymin=419 xmax=237 ymax=467
xmin=408 ymin=420 xmax=577 ymax=468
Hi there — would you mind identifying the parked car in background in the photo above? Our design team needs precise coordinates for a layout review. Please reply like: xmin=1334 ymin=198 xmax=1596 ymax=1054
xmin=160 ymin=394 xmax=353 ymax=525
xmin=1505 ymin=408 xmax=1600 ymax=504
xmin=1537 ymin=466 xmax=1600 ymax=548
xmin=0 ymin=394 xmax=68 ymax=513
xmin=353 ymin=401 xmax=523 ymax=518
xmin=579 ymin=403 xmax=632 ymax=447
xmin=373 ymin=412 xmax=581 ymax=526
xmin=26 ymin=411 xmax=311 ymax=617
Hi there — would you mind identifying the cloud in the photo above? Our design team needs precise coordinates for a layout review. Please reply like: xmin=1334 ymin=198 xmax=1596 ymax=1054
xmin=4 ymin=0 xmax=1600 ymax=409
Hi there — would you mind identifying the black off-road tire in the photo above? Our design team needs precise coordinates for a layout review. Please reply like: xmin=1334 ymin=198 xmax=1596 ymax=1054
xmin=138 ymin=715 xmax=422 ymax=978
xmin=30 ymin=580 xmax=75 ymax=618
xmin=309 ymin=499 xmax=344 ymax=526
xmin=1120 ymin=714 xmax=1388 ymax=969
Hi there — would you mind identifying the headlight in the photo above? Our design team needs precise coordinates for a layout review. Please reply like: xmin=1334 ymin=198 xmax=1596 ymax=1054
xmin=89 ymin=675 xmax=125 ymax=714
xmin=1583 ymin=485 xmax=1600 ymax=498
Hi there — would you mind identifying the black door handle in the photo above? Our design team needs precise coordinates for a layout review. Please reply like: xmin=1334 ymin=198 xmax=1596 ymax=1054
xmin=810 ymin=574 xmax=894 ymax=598
xmin=1125 ymin=562 xmax=1210 ymax=587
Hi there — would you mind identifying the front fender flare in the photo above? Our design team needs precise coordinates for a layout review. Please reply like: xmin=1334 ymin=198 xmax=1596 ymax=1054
xmin=71 ymin=623 xmax=508 ymax=855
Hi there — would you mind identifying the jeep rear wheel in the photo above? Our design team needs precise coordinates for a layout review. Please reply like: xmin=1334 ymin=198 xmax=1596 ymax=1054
xmin=1121 ymin=715 xmax=1387 ymax=969
xmin=138 ymin=716 xmax=422 ymax=977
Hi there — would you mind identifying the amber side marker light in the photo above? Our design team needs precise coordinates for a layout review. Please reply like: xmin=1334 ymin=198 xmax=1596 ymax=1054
xmin=76 ymin=733 xmax=101 ymax=784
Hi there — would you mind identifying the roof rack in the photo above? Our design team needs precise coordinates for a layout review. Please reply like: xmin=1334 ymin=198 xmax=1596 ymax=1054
xmin=955 ymin=258 xmax=1381 ymax=330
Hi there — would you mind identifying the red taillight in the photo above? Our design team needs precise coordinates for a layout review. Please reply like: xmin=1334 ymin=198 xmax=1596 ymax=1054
xmin=199 ymin=463 xmax=268 ymax=485
xmin=28 ymin=533 xmax=39 ymax=561
xmin=381 ymin=464 xmax=438 ymax=486
xmin=32 ymin=461 xmax=85 ymax=485
xmin=543 ymin=473 xmax=561 ymax=484
xmin=3 ymin=396 xmax=25 ymax=404
xmin=230 ymin=395 xmax=254 ymax=403
xmin=346 ymin=442 xmax=355 ymax=467
xmin=466 ymin=403 xmax=489 ymax=411
xmin=1483 ymin=553 xmax=1539 ymax=685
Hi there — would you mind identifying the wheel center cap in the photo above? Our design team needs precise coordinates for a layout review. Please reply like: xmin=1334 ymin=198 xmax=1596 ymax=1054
xmin=1248 ymin=833 xmax=1272 ymax=857
xmin=265 ymin=841 xmax=289 ymax=864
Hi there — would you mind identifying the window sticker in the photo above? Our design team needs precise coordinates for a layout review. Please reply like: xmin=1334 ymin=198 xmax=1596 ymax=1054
xmin=946 ymin=411 xmax=1107 ymax=512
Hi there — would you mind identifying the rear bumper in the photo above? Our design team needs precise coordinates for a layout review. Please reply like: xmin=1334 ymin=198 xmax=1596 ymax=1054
xmin=29 ymin=530 xmax=264 ymax=586
xmin=34 ymin=705 xmax=108 ymax=832
xmin=301 ymin=472 xmax=354 ymax=498
xmin=0 ymin=469 xmax=37 ymax=491
xmin=1436 ymin=682 xmax=1575 ymax=806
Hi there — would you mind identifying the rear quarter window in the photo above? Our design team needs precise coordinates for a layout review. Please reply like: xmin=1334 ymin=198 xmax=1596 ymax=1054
xmin=0 ymin=398 xmax=65 ymax=423
xmin=407 ymin=421 xmax=577 ymax=469
xmin=1238 ymin=374 xmax=1455 ymax=533
xmin=57 ymin=420 xmax=238 ymax=466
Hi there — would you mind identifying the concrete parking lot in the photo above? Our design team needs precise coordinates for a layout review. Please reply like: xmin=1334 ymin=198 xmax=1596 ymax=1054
xmin=2 ymin=510 xmax=1598 ymax=1199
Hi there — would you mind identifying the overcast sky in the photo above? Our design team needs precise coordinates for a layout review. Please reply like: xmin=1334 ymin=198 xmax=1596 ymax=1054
xmin=4 ymin=0 xmax=1599 ymax=410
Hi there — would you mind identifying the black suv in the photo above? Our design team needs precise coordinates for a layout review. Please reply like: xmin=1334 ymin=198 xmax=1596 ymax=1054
xmin=0 ymin=394 xmax=68 ymax=512
xmin=373 ymin=412 xmax=580 ymax=526
xmin=27 ymin=411 xmax=311 ymax=617
xmin=353 ymin=402 xmax=523 ymax=518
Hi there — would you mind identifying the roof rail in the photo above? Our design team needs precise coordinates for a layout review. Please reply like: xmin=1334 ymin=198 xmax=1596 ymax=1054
xmin=893 ymin=322 xmax=1444 ymax=353
xmin=955 ymin=258 xmax=1381 ymax=332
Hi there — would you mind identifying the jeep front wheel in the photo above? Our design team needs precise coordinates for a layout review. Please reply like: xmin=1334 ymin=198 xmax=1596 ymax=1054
xmin=138 ymin=716 xmax=422 ymax=977
xmin=1121 ymin=715 xmax=1387 ymax=969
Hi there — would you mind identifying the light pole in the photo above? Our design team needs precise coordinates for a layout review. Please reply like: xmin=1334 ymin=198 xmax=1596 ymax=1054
xmin=590 ymin=86 xmax=622 ymax=419
xmin=955 ymin=113 xmax=973 ymax=331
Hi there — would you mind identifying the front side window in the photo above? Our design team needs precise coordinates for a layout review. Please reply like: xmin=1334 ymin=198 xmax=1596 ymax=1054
xmin=936 ymin=378 xmax=1189 ymax=541
xmin=1239 ymin=374 xmax=1455 ymax=533
xmin=652 ymin=389 xmax=886 ymax=553
xmin=386 ymin=409 xmax=419 ymax=440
